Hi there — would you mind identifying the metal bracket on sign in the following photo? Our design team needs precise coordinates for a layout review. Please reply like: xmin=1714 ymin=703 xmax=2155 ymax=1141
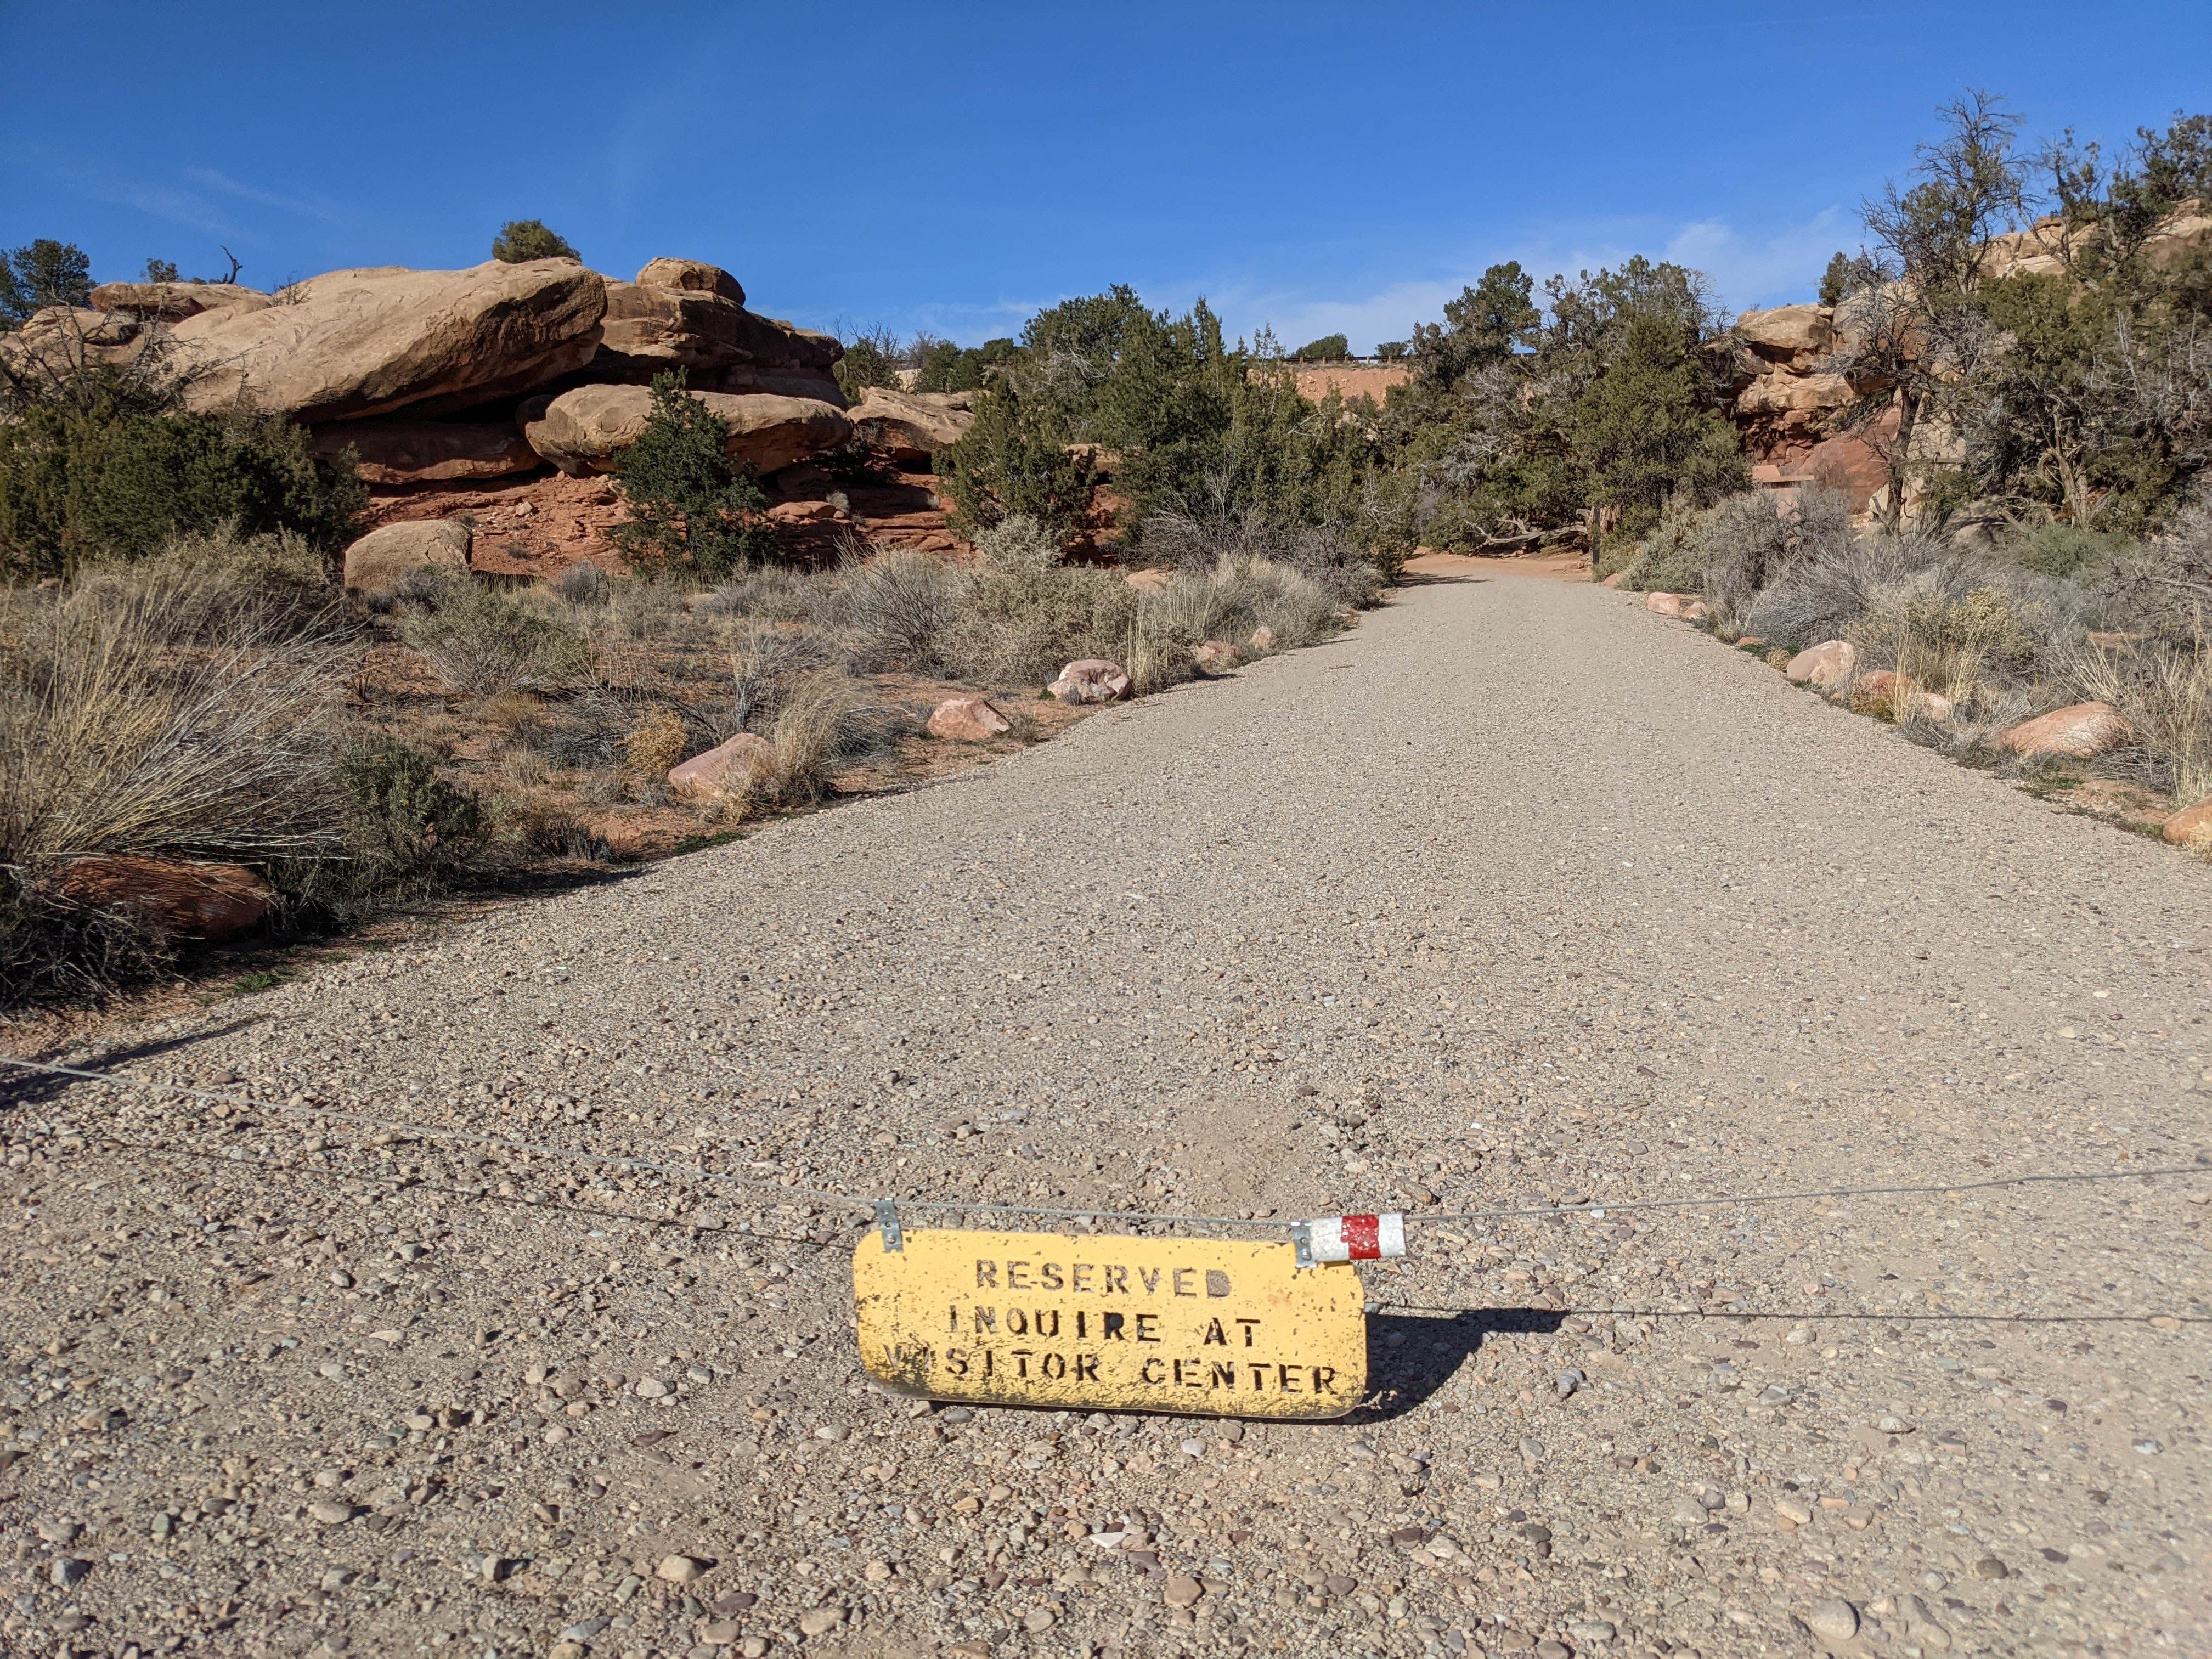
xmin=874 ymin=1199 xmax=904 ymax=1252
xmin=1291 ymin=1222 xmax=1314 ymax=1272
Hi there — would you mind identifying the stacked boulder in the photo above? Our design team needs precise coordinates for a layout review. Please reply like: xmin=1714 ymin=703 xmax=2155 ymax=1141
xmin=64 ymin=257 xmax=975 ymax=489
xmin=1719 ymin=200 xmax=2210 ymax=515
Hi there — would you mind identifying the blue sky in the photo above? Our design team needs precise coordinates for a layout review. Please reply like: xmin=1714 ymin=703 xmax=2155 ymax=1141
xmin=5 ymin=2 xmax=2209 ymax=352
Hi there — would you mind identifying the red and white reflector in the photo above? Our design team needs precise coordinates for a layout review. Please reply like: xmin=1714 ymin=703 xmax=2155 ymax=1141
xmin=1304 ymin=1214 xmax=1406 ymax=1262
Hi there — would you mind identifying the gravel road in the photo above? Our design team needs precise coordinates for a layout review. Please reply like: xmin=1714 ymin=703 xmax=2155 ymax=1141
xmin=5 ymin=571 xmax=2210 ymax=1659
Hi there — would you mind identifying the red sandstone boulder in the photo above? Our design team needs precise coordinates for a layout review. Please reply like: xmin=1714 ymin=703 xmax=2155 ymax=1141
xmin=2163 ymin=797 xmax=2212 ymax=849
xmin=341 ymin=519 xmax=471 ymax=592
xmin=314 ymin=420 xmax=540 ymax=484
xmin=1644 ymin=592 xmax=1688 ymax=617
xmin=634 ymin=258 xmax=745 ymax=305
xmin=585 ymin=278 xmax=843 ymax=402
xmin=927 ymin=696 xmax=1012 ymax=740
xmin=88 ymin=280 xmax=271 ymax=323
xmin=1048 ymin=660 xmax=1130 ymax=703
xmin=167 ymin=260 xmax=608 ymax=425
xmin=667 ymin=732 xmax=777 ymax=797
xmin=1193 ymin=640 xmax=1245 ymax=676
xmin=1849 ymin=669 xmax=1954 ymax=722
xmin=844 ymin=387 xmax=976 ymax=465
xmin=55 ymin=857 xmax=272 ymax=941
xmin=1991 ymin=701 xmax=2131 ymax=759
xmin=523 ymin=384 xmax=850 ymax=476
xmin=1785 ymin=640 xmax=1857 ymax=689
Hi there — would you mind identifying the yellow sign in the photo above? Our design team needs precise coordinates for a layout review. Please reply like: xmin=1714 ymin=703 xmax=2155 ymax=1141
xmin=853 ymin=1227 xmax=1366 ymax=1419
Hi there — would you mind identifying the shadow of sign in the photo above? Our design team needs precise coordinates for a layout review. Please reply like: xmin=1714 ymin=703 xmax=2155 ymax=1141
xmin=1359 ymin=1306 xmax=1565 ymax=1420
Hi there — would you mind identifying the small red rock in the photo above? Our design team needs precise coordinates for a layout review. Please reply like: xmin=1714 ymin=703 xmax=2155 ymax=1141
xmin=1785 ymin=640 xmax=1856 ymax=689
xmin=1192 ymin=640 xmax=1244 ymax=676
xmin=1644 ymin=591 xmax=1687 ymax=617
xmin=2162 ymin=797 xmax=2212 ymax=848
xmin=1048 ymin=659 xmax=1130 ymax=703
xmin=667 ymin=732 xmax=776 ymax=796
xmin=54 ymin=856 xmax=272 ymax=941
xmin=1991 ymin=701 xmax=2131 ymax=759
xmin=927 ymin=696 xmax=1012 ymax=741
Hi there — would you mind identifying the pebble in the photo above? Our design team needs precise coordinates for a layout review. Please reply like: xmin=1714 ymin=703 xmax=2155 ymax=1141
xmin=50 ymin=1557 xmax=90 ymax=1588
xmin=798 ymin=1606 xmax=845 ymax=1635
xmin=1164 ymin=1572 xmax=1205 ymax=1607
xmin=1973 ymin=1555 xmax=2010 ymax=1580
xmin=1808 ymin=1599 xmax=1859 ymax=1642
xmin=635 ymin=1377 xmax=669 ymax=1399
xmin=1775 ymin=1498 xmax=1814 ymax=1526
xmin=1023 ymin=1606 xmax=1057 ymax=1632
xmin=657 ymin=1554 xmax=709 ymax=1584
xmin=307 ymin=1500 xmax=357 ymax=1525
xmin=1876 ymin=1414 xmax=1914 ymax=1434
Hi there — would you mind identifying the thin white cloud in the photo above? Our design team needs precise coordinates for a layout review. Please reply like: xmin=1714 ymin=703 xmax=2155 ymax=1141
xmin=88 ymin=180 xmax=242 ymax=240
xmin=1661 ymin=205 xmax=1855 ymax=311
xmin=785 ymin=207 xmax=1866 ymax=352
xmin=1207 ymin=206 xmax=1862 ymax=353
xmin=184 ymin=168 xmax=343 ymax=223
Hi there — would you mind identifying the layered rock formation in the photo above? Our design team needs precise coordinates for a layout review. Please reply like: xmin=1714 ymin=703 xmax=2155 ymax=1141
xmin=843 ymin=386 xmax=976 ymax=465
xmin=521 ymin=384 xmax=851 ymax=476
xmin=582 ymin=278 xmax=843 ymax=403
xmin=1722 ymin=201 xmax=2211 ymax=514
xmin=66 ymin=256 xmax=864 ymax=484
xmin=165 ymin=259 xmax=611 ymax=425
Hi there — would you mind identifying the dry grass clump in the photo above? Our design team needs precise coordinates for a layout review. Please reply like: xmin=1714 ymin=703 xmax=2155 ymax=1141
xmin=1142 ymin=507 xmax=1386 ymax=609
xmin=1739 ymin=529 xmax=1934 ymax=649
xmin=827 ymin=548 xmax=967 ymax=674
xmin=1696 ymin=488 xmax=1855 ymax=618
xmin=400 ymin=572 xmax=593 ymax=696
xmin=2070 ymin=638 xmax=2212 ymax=804
xmin=759 ymin=669 xmax=911 ymax=804
xmin=0 ymin=532 xmax=512 ymax=1000
xmin=552 ymin=561 xmax=612 ymax=605
xmin=1125 ymin=556 xmax=1344 ymax=691
xmin=0 ymin=554 xmax=353 ymax=877
xmin=1850 ymin=583 xmax=2042 ymax=706
xmin=729 ymin=618 xmax=848 ymax=727
xmin=709 ymin=564 xmax=823 ymax=625
xmin=945 ymin=516 xmax=1137 ymax=686
xmin=619 ymin=704 xmax=689 ymax=786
